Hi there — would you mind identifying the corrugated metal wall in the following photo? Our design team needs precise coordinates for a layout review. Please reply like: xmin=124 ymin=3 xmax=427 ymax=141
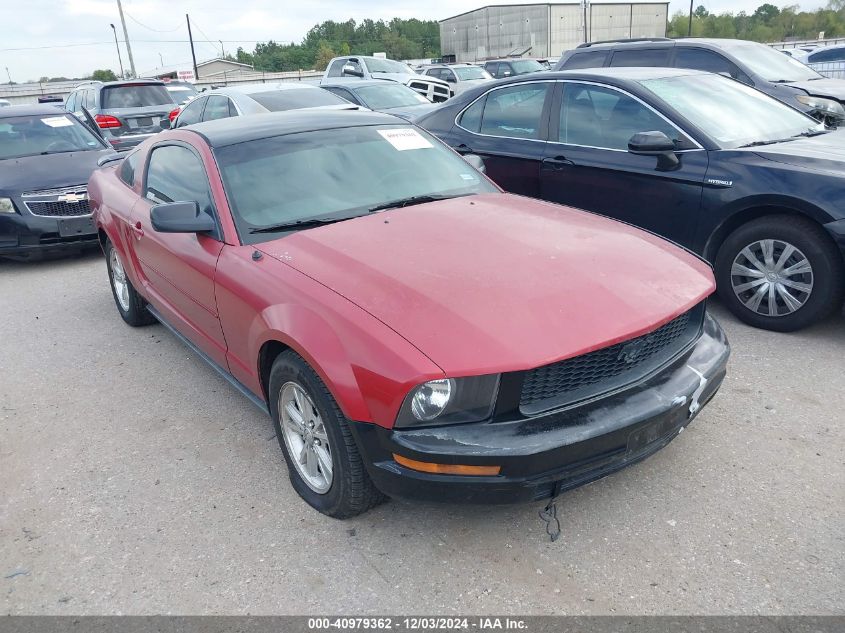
xmin=441 ymin=3 xmax=668 ymax=62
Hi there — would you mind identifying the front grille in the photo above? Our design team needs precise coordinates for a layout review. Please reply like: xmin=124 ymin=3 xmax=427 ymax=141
xmin=22 ymin=185 xmax=90 ymax=217
xmin=408 ymin=80 xmax=451 ymax=103
xmin=519 ymin=306 xmax=701 ymax=415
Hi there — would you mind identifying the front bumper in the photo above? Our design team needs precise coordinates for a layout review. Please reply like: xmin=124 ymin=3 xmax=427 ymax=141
xmin=0 ymin=210 xmax=98 ymax=256
xmin=350 ymin=312 xmax=730 ymax=504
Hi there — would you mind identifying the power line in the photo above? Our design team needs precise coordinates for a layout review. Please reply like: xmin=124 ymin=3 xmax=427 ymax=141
xmin=188 ymin=18 xmax=224 ymax=56
xmin=124 ymin=10 xmax=183 ymax=33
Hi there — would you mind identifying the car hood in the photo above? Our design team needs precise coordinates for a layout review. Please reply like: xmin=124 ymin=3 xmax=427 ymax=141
xmin=258 ymin=194 xmax=715 ymax=375
xmin=752 ymin=129 xmax=845 ymax=174
xmin=383 ymin=103 xmax=439 ymax=121
xmin=786 ymin=77 xmax=845 ymax=100
xmin=378 ymin=72 xmax=450 ymax=87
xmin=0 ymin=148 xmax=115 ymax=195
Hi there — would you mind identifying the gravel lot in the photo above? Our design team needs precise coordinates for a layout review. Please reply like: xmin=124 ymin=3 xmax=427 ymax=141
xmin=1 ymin=250 xmax=843 ymax=615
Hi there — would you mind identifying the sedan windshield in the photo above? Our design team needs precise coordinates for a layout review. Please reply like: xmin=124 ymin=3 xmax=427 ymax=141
xmin=641 ymin=73 xmax=824 ymax=149
xmin=455 ymin=66 xmax=492 ymax=80
xmin=355 ymin=84 xmax=430 ymax=109
xmin=215 ymin=125 xmax=497 ymax=243
xmin=511 ymin=60 xmax=545 ymax=74
xmin=0 ymin=114 xmax=105 ymax=159
xmin=726 ymin=42 xmax=822 ymax=82
xmin=247 ymin=88 xmax=351 ymax=111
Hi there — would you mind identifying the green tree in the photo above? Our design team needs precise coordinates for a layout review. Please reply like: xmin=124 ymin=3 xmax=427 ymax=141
xmin=91 ymin=69 xmax=117 ymax=81
xmin=315 ymin=41 xmax=336 ymax=70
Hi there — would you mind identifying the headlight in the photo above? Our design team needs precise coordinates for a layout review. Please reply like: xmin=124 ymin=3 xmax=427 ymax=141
xmin=0 ymin=198 xmax=16 ymax=213
xmin=395 ymin=374 xmax=500 ymax=428
xmin=795 ymin=94 xmax=845 ymax=118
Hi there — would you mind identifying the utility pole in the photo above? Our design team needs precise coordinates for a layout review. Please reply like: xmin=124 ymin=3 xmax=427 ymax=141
xmin=219 ymin=40 xmax=225 ymax=58
xmin=115 ymin=0 xmax=136 ymax=77
xmin=110 ymin=24 xmax=125 ymax=78
xmin=5 ymin=67 xmax=12 ymax=84
xmin=688 ymin=0 xmax=694 ymax=37
xmin=186 ymin=14 xmax=199 ymax=81
xmin=582 ymin=0 xmax=588 ymax=44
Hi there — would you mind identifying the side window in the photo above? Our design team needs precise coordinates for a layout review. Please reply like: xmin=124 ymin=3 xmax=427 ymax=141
xmin=119 ymin=151 xmax=139 ymax=187
xmin=65 ymin=92 xmax=76 ymax=112
xmin=458 ymin=95 xmax=487 ymax=133
xmin=559 ymin=83 xmax=686 ymax=150
xmin=610 ymin=48 xmax=671 ymax=67
xmin=175 ymin=96 xmax=206 ymax=128
xmin=144 ymin=145 xmax=215 ymax=219
xmin=808 ymin=48 xmax=845 ymax=63
xmin=480 ymin=82 xmax=550 ymax=139
xmin=228 ymin=99 xmax=238 ymax=117
xmin=485 ymin=63 xmax=499 ymax=77
xmin=443 ymin=69 xmax=457 ymax=83
xmin=561 ymin=50 xmax=609 ymax=70
xmin=203 ymin=95 xmax=231 ymax=122
xmin=84 ymin=89 xmax=96 ymax=108
xmin=674 ymin=48 xmax=751 ymax=83
xmin=499 ymin=63 xmax=514 ymax=77
xmin=327 ymin=59 xmax=347 ymax=77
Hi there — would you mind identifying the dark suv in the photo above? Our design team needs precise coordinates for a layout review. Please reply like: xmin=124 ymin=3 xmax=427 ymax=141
xmin=556 ymin=38 xmax=845 ymax=126
xmin=64 ymin=80 xmax=176 ymax=151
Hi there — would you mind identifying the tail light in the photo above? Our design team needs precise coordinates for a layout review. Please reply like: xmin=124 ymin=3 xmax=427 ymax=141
xmin=94 ymin=114 xmax=121 ymax=129
xmin=168 ymin=108 xmax=180 ymax=122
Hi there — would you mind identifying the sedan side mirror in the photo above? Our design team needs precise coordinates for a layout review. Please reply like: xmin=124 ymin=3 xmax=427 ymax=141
xmin=150 ymin=201 xmax=216 ymax=234
xmin=342 ymin=64 xmax=364 ymax=78
xmin=463 ymin=153 xmax=486 ymax=174
xmin=628 ymin=131 xmax=679 ymax=171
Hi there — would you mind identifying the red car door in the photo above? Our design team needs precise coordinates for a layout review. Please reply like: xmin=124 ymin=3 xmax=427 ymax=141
xmin=129 ymin=142 xmax=227 ymax=367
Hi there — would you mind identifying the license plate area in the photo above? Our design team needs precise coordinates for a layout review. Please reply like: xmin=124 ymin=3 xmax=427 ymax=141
xmin=58 ymin=216 xmax=96 ymax=237
xmin=626 ymin=412 xmax=682 ymax=454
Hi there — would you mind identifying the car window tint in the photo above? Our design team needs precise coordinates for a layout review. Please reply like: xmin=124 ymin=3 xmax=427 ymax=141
xmin=203 ymin=95 xmax=231 ymax=121
xmin=674 ymin=48 xmax=750 ymax=82
xmin=65 ymin=93 xmax=76 ymax=111
xmin=808 ymin=47 xmax=845 ymax=63
xmin=84 ymin=90 xmax=96 ymax=108
xmin=228 ymin=98 xmax=238 ymax=117
xmin=102 ymin=84 xmax=172 ymax=108
xmin=176 ymin=97 xmax=205 ymax=127
xmin=247 ymin=88 xmax=348 ymax=111
xmin=119 ymin=151 xmax=139 ymax=187
xmin=560 ymin=50 xmax=609 ymax=69
xmin=610 ymin=48 xmax=671 ymax=67
xmin=458 ymin=95 xmax=486 ymax=132
xmin=480 ymin=83 xmax=549 ymax=139
xmin=145 ymin=145 xmax=214 ymax=219
xmin=559 ymin=83 xmax=684 ymax=150
xmin=485 ymin=63 xmax=499 ymax=77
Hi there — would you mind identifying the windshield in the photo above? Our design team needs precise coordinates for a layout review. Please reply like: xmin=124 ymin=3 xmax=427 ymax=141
xmin=215 ymin=125 xmax=497 ymax=243
xmin=0 ymin=114 xmax=105 ymax=159
xmin=726 ymin=42 xmax=822 ymax=82
xmin=511 ymin=60 xmax=545 ymax=74
xmin=641 ymin=74 xmax=824 ymax=149
xmin=102 ymin=84 xmax=173 ymax=108
xmin=248 ymin=88 xmax=350 ymax=111
xmin=364 ymin=58 xmax=414 ymax=74
xmin=454 ymin=66 xmax=492 ymax=80
xmin=355 ymin=84 xmax=430 ymax=109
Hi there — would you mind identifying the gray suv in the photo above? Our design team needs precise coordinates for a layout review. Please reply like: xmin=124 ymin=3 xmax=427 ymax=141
xmin=556 ymin=38 xmax=845 ymax=126
xmin=64 ymin=79 xmax=177 ymax=151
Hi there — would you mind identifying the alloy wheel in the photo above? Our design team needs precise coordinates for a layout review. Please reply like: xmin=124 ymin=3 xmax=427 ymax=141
xmin=278 ymin=381 xmax=333 ymax=494
xmin=110 ymin=248 xmax=130 ymax=312
xmin=730 ymin=239 xmax=814 ymax=317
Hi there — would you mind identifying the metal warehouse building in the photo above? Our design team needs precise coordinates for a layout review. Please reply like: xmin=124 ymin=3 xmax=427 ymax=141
xmin=440 ymin=2 xmax=669 ymax=62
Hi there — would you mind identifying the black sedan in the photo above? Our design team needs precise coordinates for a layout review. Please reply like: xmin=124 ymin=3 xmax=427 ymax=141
xmin=0 ymin=105 xmax=114 ymax=259
xmin=416 ymin=68 xmax=845 ymax=332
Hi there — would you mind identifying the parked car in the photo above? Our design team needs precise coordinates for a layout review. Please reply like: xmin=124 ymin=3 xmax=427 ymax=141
xmin=802 ymin=44 xmax=845 ymax=79
xmin=171 ymin=83 xmax=359 ymax=128
xmin=322 ymin=56 xmax=453 ymax=102
xmin=64 ymin=79 xmax=177 ymax=151
xmin=37 ymin=95 xmax=64 ymax=104
xmin=0 ymin=99 xmax=12 ymax=108
xmin=0 ymin=105 xmax=114 ymax=259
xmin=163 ymin=80 xmax=199 ymax=106
xmin=418 ymin=63 xmax=494 ymax=95
xmin=416 ymin=68 xmax=845 ymax=331
xmin=483 ymin=58 xmax=546 ymax=79
xmin=89 ymin=110 xmax=728 ymax=517
xmin=556 ymin=38 xmax=845 ymax=127
xmin=320 ymin=80 xmax=437 ymax=120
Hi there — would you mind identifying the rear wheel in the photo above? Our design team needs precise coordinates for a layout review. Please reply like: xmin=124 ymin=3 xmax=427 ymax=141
xmin=715 ymin=215 xmax=844 ymax=331
xmin=105 ymin=239 xmax=155 ymax=327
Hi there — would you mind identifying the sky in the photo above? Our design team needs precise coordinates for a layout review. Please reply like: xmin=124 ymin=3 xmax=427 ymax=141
xmin=2 ymin=0 xmax=828 ymax=82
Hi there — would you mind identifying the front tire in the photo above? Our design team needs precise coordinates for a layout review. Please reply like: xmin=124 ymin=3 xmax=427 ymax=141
xmin=105 ymin=239 xmax=156 ymax=327
xmin=268 ymin=350 xmax=385 ymax=518
xmin=715 ymin=215 xmax=844 ymax=332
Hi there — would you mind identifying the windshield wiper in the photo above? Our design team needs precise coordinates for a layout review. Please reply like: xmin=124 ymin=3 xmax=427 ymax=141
xmin=738 ymin=138 xmax=797 ymax=148
xmin=794 ymin=129 xmax=830 ymax=138
xmin=248 ymin=215 xmax=355 ymax=234
xmin=367 ymin=193 xmax=471 ymax=213
xmin=39 ymin=149 xmax=80 ymax=155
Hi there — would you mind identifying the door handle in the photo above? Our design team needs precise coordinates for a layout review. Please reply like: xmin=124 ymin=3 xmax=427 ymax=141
xmin=131 ymin=221 xmax=144 ymax=238
xmin=541 ymin=156 xmax=574 ymax=170
xmin=455 ymin=143 xmax=474 ymax=155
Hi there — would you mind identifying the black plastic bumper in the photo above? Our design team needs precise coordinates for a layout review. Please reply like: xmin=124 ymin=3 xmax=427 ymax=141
xmin=823 ymin=218 xmax=845 ymax=264
xmin=350 ymin=312 xmax=730 ymax=505
xmin=0 ymin=212 xmax=98 ymax=256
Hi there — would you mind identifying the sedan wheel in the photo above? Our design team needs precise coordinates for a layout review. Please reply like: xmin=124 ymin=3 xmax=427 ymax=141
xmin=730 ymin=239 xmax=813 ymax=318
xmin=278 ymin=381 xmax=333 ymax=494
xmin=110 ymin=247 xmax=131 ymax=312
xmin=104 ymin=239 xmax=156 ymax=327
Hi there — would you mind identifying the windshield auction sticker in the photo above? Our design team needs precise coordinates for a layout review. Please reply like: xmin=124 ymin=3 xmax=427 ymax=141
xmin=378 ymin=128 xmax=433 ymax=151
xmin=41 ymin=116 xmax=74 ymax=128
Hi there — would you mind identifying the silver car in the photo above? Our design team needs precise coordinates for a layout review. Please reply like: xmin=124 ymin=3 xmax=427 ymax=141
xmin=171 ymin=83 xmax=359 ymax=128
xmin=419 ymin=63 xmax=494 ymax=95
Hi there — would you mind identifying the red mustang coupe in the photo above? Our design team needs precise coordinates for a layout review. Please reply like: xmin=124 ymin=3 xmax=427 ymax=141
xmin=89 ymin=110 xmax=729 ymax=518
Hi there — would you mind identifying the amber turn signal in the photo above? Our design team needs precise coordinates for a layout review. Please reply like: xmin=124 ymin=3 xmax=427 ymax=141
xmin=393 ymin=454 xmax=501 ymax=476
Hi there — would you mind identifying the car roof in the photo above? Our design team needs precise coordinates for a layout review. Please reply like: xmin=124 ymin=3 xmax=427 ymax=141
xmin=320 ymin=79 xmax=398 ymax=89
xmin=185 ymin=109 xmax=408 ymax=148
xmin=0 ymin=104 xmax=68 ymax=118
xmin=576 ymin=37 xmax=765 ymax=51
xmin=210 ymin=83 xmax=320 ymax=96
xmin=556 ymin=66 xmax=705 ymax=81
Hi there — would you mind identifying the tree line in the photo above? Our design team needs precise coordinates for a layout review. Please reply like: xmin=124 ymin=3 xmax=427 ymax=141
xmin=668 ymin=2 xmax=845 ymax=42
